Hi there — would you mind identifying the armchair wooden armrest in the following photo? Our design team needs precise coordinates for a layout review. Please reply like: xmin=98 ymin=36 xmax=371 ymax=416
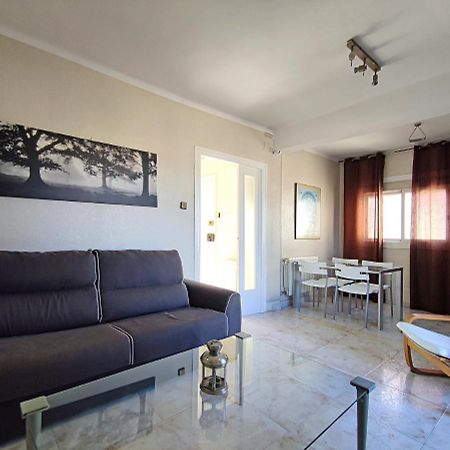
xmin=399 ymin=313 xmax=450 ymax=378
xmin=407 ymin=313 xmax=450 ymax=324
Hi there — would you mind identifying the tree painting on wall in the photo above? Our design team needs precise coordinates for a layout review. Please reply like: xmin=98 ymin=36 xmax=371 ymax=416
xmin=0 ymin=121 xmax=157 ymax=207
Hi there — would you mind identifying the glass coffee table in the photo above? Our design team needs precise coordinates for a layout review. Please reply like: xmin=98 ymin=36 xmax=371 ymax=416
xmin=10 ymin=333 xmax=374 ymax=450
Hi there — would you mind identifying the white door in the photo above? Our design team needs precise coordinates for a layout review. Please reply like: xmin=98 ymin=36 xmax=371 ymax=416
xmin=239 ymin=165 xmax=262 ymax=315
xmin=196 ymin=151 xmax=264 ymax=315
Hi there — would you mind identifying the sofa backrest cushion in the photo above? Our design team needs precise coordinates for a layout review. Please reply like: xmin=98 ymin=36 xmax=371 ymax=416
xmin=96 ymin=250 xmax=189 ymax=322
xmin=0 ymin=251 xmax=100 ymax=337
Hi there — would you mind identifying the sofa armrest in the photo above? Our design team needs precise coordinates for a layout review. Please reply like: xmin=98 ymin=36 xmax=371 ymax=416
xmin=184 ymin=279 xmax=242 ymax=335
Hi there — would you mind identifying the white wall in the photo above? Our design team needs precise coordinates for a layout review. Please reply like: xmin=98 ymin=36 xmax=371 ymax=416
xmin=0 ymin=35 xmax=282 ymax=307
xmin=281 ymin=151 xmax=341 ymax=260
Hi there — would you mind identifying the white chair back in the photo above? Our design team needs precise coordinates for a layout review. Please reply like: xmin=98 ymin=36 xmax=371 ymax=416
xmin=335 ymin=263 xmax=369 ymax=281
xmin=332 ymin=257 xmax=359 ymax=266
xmin=361 ymin=260 xmax=393 ymax=269
xmin=299 ymin=261 xmax=327 ymax=276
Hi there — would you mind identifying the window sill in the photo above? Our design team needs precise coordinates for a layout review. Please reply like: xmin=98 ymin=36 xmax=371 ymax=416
xmin=383 ymin=240 xmax=410 ymax=250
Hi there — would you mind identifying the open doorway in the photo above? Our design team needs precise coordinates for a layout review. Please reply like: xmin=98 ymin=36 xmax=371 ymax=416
xmin=195 ymin=148 xmax=266 ymax=315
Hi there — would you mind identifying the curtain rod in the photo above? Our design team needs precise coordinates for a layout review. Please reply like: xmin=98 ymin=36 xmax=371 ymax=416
xmin=338 ymin=140 xmax=449 ymax=163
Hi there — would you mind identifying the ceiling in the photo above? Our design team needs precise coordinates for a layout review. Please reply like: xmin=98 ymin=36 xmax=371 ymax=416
xmin=1 ymin=0 xmax=450 ymax=158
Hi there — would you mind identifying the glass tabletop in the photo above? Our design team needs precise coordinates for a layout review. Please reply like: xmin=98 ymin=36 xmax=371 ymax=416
xmin=2 ymin=336 xmax=371 ymax=450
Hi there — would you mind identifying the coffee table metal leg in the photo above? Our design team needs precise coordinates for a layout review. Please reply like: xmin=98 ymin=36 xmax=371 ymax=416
xmin=21 ymin=396 xmax=49 ymax=450
xmin=235 ymin=332 xmax=251 ymax=405
xmin=351 ymin=377 xmax=376 ymax=450
xmin=26 ymin=413 xmax=41 ymax=450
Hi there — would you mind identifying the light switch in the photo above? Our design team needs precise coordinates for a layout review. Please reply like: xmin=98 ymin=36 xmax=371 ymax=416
xmin=180 ymin=201 xmax=188 ymax=210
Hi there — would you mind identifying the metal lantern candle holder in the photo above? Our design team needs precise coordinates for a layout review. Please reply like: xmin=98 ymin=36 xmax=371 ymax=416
xmin=200 ymin=340 xmax=229 ymax=396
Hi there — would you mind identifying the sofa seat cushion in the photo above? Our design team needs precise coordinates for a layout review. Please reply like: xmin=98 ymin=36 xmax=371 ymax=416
xmin=0 ymin=324 xmax=131 ymax=403
xmin=112 ymin=307 xmax=228 ymax=365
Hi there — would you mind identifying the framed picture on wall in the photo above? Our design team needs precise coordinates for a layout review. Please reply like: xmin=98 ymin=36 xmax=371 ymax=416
xmin=295 ymin=183 xmax=321 ymax=239
xmin=0 ymin=120 xmax=158 ymax=207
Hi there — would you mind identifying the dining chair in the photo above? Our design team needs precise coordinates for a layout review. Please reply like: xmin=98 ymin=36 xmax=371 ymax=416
xmin=334 ymin=263 xmax=378 ymax=327
xmin=332 ymin=257 xmax=359 ymax=265
xmin=299 ymin=261 xmax=337 ymax=318
xmin=362 ymin=260 xmax=394 ymax=317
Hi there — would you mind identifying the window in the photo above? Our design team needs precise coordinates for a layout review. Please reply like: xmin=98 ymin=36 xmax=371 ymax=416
xmin=404 ymin=191 xmax=412 ymax=240
xmin=382 ymin=189 xmax=411 ymax=244
xmin=383 ymin=192 xmax=402 ymax=240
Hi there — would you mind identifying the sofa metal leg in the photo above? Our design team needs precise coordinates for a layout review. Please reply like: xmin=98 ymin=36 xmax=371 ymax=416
xmin=235 ymin=331 xmax=252 ymax=405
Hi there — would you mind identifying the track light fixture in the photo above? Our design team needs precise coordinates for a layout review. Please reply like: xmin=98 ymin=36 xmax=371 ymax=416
xmin=409 ymin=122 xmax=426 ymax=143
xmin=347 ymin=39 xmax=381 ymax=86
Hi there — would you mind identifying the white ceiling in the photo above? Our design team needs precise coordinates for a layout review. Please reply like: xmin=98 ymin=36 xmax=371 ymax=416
xmin=1 ymin=0 xmax=450 ymax=158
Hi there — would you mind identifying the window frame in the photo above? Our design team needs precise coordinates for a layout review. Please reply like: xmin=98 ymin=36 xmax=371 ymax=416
xmin=383 ymin=188 xmax=411 ymax=249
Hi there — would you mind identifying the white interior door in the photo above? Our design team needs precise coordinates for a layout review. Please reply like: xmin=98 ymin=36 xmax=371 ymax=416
xmin=196 ymin=149 xmax=265 ymax=316
xmin=239 ymin=165 xmax=262 ymax=315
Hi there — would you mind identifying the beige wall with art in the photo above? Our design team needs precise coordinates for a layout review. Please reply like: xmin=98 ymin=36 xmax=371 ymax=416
xmin=0 ymin=35 xmax=282 ymax=307
xmin=281 ymin=151 xmax=341 ymax=260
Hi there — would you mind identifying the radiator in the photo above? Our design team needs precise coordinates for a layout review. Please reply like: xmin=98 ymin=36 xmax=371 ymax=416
xmin=281 ymin=256 xmax=319 ymax=296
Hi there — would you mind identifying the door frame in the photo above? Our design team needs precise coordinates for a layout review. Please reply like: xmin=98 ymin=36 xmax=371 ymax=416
xmin=194 ymin=146 xmax=267 ymax=314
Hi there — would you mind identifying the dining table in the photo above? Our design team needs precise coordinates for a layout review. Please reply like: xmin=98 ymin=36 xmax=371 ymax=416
xmin=293 ymin=261 xmax=404 ymax=331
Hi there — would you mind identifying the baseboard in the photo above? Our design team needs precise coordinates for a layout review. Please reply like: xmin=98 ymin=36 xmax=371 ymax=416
xmin=266 ymin=295 xmax=290 ymax=311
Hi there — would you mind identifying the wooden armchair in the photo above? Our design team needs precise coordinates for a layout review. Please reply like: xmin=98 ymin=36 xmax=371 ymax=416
xmin=397 ymin=313 xmax=450 ymax=377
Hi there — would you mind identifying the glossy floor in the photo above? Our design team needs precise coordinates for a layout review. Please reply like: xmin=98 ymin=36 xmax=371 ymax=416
xmin=2 ymin=302 xmax=449 ymax=450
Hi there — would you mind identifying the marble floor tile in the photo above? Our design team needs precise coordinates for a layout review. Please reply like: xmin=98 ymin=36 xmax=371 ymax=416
xmin=422 ymin=406 xmax=450 ymax=450
xmin=367 ymin=354 xmax=450 ymax=408
xmin=2 ymin=305 xmax=448 ymax=450
xmin=367 ymin=384 xmax=445 ymax=444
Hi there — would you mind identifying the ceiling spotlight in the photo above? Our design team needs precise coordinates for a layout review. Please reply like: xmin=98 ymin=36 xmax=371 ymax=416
xmin=409 ymin=122 xmax=426 ymax=143
xmin=372 ymin=71 xmax=379 ymax=86
xmin=354 ymin=63 xmax=367 ymax=74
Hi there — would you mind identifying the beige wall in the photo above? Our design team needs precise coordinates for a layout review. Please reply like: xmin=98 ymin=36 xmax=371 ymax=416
xmin=281 ymin=151 xmax=340 ymax=260
xmin=384 ymin=150 xmax=413 ymax=180
xmin=0 ymin=35 xmax=282 ymax=307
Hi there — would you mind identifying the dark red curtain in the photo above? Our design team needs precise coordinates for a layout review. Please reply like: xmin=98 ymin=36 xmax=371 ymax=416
xmin=410 ymin=142 xmax=450 ymax=314
xmin=344 ymin=153 xmax=384 ymax=261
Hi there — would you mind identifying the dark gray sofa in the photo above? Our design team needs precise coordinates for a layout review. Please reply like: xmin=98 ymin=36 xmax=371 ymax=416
xmin=0 ymin=249 xmax=241 ymax=405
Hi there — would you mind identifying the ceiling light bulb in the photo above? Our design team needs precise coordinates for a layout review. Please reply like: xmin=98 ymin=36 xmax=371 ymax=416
xmin=372 ymin=72 xmax=378 ymax=86
xmin=354 ymin=64 xmax=367 ymax=74
xmin=349 ymin=48 xmax=356 ymax=66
